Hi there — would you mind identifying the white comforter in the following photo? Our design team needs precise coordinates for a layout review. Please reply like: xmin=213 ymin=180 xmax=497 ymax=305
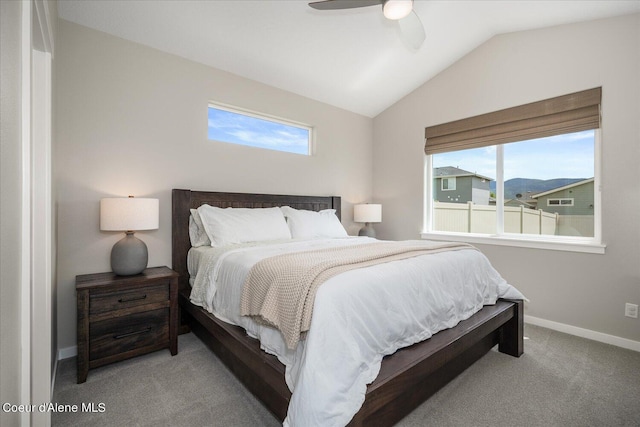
xmin=188 ymin=237 xmax=524 ymax=427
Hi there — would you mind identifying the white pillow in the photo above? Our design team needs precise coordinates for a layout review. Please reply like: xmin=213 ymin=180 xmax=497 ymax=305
xmin=196 ymin=205 xmax=292 ymax=247
xmin=189 ymin=209 xmax=211 ymax=247
xmin=280 ymin=206 xmax=348 ymax=239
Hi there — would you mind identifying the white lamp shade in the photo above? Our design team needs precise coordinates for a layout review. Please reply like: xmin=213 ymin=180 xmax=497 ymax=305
xmin=354 ymin=204 xmax=382 ymax=223
xmin=383 ymin=0 xmax=413 ymax=20
xmin=100 ymin=198 xmax=159 ymax=231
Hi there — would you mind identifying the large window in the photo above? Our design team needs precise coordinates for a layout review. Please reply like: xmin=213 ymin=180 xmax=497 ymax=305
xmin=423 ymin=88 xmax=603 ymax=253
xmin=207 ymin=103 xmax=312 ymax=155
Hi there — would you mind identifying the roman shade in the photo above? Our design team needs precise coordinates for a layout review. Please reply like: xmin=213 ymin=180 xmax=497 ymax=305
xmin=424 ymin=87 xmax=601 ymax=155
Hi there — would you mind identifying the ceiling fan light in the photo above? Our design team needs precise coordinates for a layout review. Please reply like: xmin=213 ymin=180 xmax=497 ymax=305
xmin=383 ymin=0 xmax=413 ymax=20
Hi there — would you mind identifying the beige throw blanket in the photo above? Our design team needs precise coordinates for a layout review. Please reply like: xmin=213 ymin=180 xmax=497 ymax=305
xmin=240 ymin=240 xmax=474 ymax=349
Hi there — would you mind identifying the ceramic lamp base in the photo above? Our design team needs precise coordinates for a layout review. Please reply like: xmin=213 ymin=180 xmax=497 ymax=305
xmin=358 ymin=223 xmax=377 ymax=238
xmin=111 ymin=232 xmax=148 ymax=276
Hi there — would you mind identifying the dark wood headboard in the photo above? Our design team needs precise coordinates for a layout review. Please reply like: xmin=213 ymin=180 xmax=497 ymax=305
xmin=171 ymin=189 xmax=341 ymax=291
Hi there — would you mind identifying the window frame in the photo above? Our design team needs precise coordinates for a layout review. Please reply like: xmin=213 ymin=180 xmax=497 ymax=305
xmin=207 ymin=101 xmax=314 ymax=156
xmin=547 ymin=198 xmax=574 ymax=207
xmin=441 ymin=177 xmax=456 ymax=191
xmin=422 ymin=130 xmax=604 ymax=254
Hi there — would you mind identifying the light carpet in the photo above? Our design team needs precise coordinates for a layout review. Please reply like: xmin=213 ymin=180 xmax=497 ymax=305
xmin=52 ymin=324 xmax=640 ymax=426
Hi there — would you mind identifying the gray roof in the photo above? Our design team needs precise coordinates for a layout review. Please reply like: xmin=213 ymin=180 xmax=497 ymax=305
xmin=531 ymin=178 xmax=594 ymax=198
xmin=434 ymin=166 xmax=493 ymax=181
xmin=504 ymin=198 xmax=536 ymax=208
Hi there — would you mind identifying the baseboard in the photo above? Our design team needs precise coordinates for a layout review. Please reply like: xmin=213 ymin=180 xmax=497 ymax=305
xmin=58 ymin=345 xmax=77 ymax=360
xmin=525 ymin=315 xmax=640 ymax=352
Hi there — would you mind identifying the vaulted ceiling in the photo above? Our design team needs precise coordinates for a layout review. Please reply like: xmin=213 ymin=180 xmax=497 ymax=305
xmin=58 ymin=1 xmax=640 ymax=117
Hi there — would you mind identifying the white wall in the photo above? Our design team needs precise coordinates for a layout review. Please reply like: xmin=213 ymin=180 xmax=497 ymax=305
xmin=2 ymin=1 xmax=57 ymax=423
xmin=1 ymin=1 xmax=25 ymax=425
xmin=373 ymin=14 xmax=640 ymax=343
xmin=55 ymin=20 xmax=373 ymax=353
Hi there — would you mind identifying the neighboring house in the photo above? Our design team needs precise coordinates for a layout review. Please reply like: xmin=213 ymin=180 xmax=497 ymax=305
xmin=531 ymin=178 xmax=595 ymax=216
xmin=504 ymin=198 xmax=537 ymax=208
xmin=433 ymin=167 xmax=493 ymax=205
xmin=490 ymin=197 xmax=538 ymax=208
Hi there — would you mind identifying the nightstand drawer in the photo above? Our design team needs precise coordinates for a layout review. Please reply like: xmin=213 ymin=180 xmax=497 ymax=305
xmin=89 ymin=283 xmax=169 ymax=315
xmin=76 ymin=266 xmax=178 ymax=383
xmin=89 ymin=308 xmax=169 ymax=360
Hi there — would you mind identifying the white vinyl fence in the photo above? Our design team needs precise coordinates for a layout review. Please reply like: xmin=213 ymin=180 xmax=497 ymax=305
xmin=557 ymin=215 xmax=595 ymax=237
xmin=434 ymin=202 xmax=559 ymax=235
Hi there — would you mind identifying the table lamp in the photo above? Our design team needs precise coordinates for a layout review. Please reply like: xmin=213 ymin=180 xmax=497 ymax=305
xmin=354 ymin=204 xmax=382 ymax=238
xmin=100 ymin=196 xmax=159 ymax=276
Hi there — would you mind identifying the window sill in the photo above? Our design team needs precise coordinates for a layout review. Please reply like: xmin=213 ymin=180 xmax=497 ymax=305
xmin=420 ymin=231 xmax=606 ymax=254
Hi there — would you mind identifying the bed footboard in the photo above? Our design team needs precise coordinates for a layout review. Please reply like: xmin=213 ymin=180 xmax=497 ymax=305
xmin=347 ymin=299 xmax=523 ymax=427
xmin=180 ymin=290 xmax=523 ymax=426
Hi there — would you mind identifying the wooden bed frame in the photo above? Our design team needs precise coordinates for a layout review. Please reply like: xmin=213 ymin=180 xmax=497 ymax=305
xmin=172 ymin=189 xmax=523 ymax=426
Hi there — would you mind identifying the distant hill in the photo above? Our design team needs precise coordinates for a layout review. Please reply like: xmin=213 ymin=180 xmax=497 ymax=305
xmin=490 ymin=178 xmax=585 ymax=199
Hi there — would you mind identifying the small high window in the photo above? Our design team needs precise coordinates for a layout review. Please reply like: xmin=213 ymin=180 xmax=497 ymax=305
xmin=207 ymin=103 xmax=312 ymax=155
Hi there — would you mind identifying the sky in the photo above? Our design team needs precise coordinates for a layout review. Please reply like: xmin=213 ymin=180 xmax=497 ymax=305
xmin=207 ymin=107 xmax=310 ymax=155
xmin=432 ymin=130 xmax=595 ymax=181
xmin=207 ymin=107 xmax=594 ymax=176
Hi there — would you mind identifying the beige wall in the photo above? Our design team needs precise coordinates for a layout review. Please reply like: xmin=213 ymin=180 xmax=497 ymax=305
xmin=55 ymin=14 xmax=640 ymax=353
xmin=1 ymin=1 xmax=24 ymax=425
xmin=373 ymin=14 xmax=640 ymax=343
xmin=55 ymin=20 xmax=373 ymax=351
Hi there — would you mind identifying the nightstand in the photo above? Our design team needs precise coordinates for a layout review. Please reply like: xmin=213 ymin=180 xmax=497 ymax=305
xmin=76 ymin=266 xmax=179 ymax=383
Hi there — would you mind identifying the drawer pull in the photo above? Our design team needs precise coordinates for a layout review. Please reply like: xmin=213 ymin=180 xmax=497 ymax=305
xmin=118 ymin=294 xmax=147 ymax=303
xmin=113 ymin=327 xmax=152 ymax=340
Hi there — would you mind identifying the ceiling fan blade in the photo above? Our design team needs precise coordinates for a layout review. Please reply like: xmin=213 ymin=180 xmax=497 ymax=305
xmin=308 ymin=0 xmax=383 ymax=11
xmin=398 ymin=10 xmax=425 ymax=49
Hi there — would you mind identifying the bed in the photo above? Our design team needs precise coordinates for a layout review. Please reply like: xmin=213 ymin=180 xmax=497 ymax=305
xmin=172 ymin=189 xmax=524 ymax=426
